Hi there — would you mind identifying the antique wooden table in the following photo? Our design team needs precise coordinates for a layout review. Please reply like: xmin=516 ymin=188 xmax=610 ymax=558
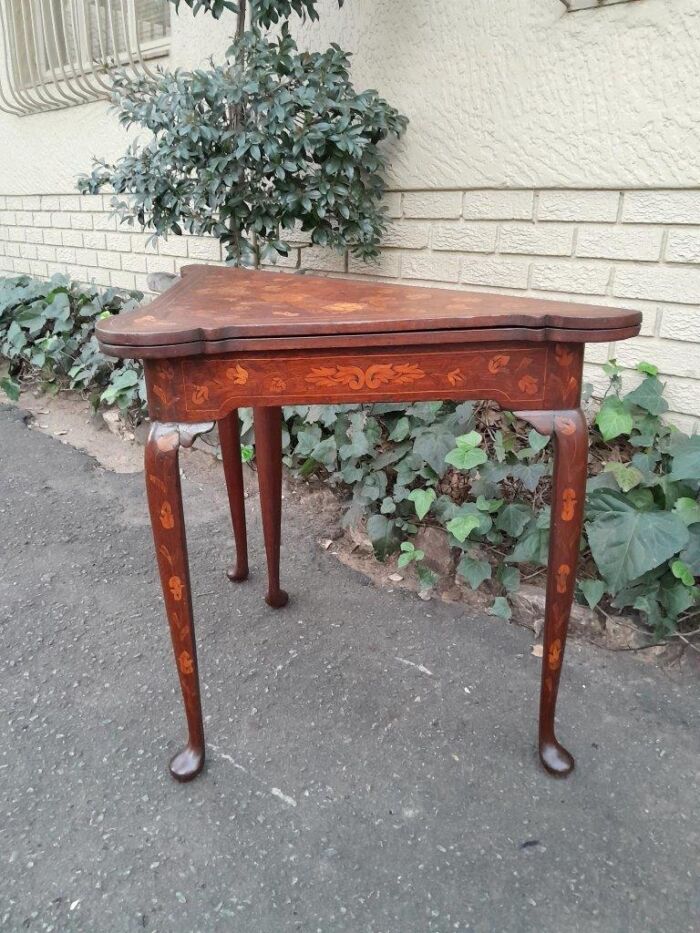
xmin=96 ymin=264 xmax=641 ymax=783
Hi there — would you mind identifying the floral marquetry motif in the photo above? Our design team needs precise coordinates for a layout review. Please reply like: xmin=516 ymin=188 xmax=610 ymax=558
xmin=158 ymin=344 xmax=558 ymax=420
xmin=160 ymin=502 xmax=175 ymax=530
xmin=227 ymin=364 xmax=249 ymax=385
xmin=192 ymin=385 xmax=210 ymax=405
xmin=561 ymin=488 xmax=577 ymax=521
xmin=518 ymin=374 xmax=539 ymax=395
xmin=548 ymin=639 xmax=563 ymax=671
xmin=488 ymin=354 xmax=510 ymax=374
xmin=555 ymin=564 xmax=571 ymax=594
xmin=305 ymin=362 xmax=426 ymax=390
xmin=169 ymin=575 xmax=184 ymax=601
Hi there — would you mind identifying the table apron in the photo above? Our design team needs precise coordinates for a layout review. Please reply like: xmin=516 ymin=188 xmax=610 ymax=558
xmin=144 ymin=340 xmax=583 ymax=421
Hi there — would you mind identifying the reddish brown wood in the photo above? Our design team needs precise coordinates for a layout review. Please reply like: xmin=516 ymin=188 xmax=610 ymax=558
xmin=97 ymin=265 xmax=642 ymax=356
xmin=219 ymin=409 xmax=249 ymax=582
xmin=101 ymin=266 xmax=642 ymax=782
xmin=100 ymin=322 xmax=641 ymax=360
xmin=515 ymin=408 xmax=588 ymax=776
xmin=253 ymin=406 xmax=289 ymax=609
xmin=143 ymin=342 xmax=584 ymax=422
xmin=144 ymin=421 xmax=213 ymax=782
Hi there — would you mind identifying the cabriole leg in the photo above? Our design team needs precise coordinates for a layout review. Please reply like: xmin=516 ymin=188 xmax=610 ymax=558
xmin=145 ymin=421 xmax=213 ymax=782
xmin=253 ymin=406 xmax=288 ymax=608
xmin=219 ymin=409 xmax=250 ymax=582
xmin=515 ymin=408 xmax=588 ymax=777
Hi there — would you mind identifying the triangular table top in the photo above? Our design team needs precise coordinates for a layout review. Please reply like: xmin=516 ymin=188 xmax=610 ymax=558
xmin=97 ymin=264 xmax=642 ymax=357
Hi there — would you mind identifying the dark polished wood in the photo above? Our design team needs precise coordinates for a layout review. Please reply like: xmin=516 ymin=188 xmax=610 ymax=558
xmin=253 ymin=406 xmax=289 ymax=609
xmin=144 ymin=420 xmax=213 ymax=782
xmin=219 ymin=409 xmax=249 ymax=583
xmin=97 ymin=265 xmax=642 ymax=782
xmin=514 ymin=408 xmax=588 ymax=776
xmin=98 ymin=265 xmax=642 ymax=356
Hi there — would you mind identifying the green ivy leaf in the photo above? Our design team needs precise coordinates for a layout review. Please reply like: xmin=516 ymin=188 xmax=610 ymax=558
xmin=446 ymin=513 xmax=483 ymax=543
xmin=579 ymin=578 xmax=606 ymax=609
xmin=475 ymin=495 xmax=503 ymax=513
xmin=488 ymin=597 xmax=512 ymax=621
xmin=408 ymin=488 xmax=436 ymax=521
xmin=625 ymin=376 xmax=669 ymax=416
xmin=596 ymin=397 xmax=634 ymax=442
xmin=669 ymin=435 xmax=700 ymax=481
xmin=527 ymin=429 xmax=549 ymax=453
xmin=670 ymin=559 xmax=695 ymax=587
xmin=680 ymin=526 xmax=700 ymax=574
xmin=457 ymin=555 xmax=492 ymax=590
xmin=586 ymin=493 xmax=689 ymax=590
xmin=510 ymin=462 xmax=546 ymax=492
xmin=603 ymin=461 xmax=644 ymax=492
xmin=496 ymin=503 xmax=533 ymax=538
xmin=444 ymin=447 xmax=488 ymax=471
xmin=0 ymin=375 xmax=20 ymax=401
xmin=389 ymin=416 xmax=410 ymax=442
xmin=499 ymin=565 xmax=521 ymax=594
xmin=672 ymin=497 xmax=700 ymax=526
xmin=366 ymin=514 xmax=400 ymax=561
xmin=636 ymin=361 xmax=658 ymax=376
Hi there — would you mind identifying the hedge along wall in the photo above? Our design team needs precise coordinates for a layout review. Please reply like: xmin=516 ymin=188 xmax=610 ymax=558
xmin=0 ymin=186 xmax=699 ymax=431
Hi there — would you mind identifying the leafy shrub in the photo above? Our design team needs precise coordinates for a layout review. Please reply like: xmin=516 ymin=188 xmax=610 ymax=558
xmin=0 ymin=274 xmax=145 ymax=414
xmin=79 ymin=4 xmax=406 ymax=267
xmin=279 ymin=364 xmax=700 ymax=636
xmin=169 ymin=0 xmax=344 ymax=25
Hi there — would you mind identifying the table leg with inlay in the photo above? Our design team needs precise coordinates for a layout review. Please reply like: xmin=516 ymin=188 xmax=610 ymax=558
xmin=219 ymin=408 xmax=250 ymax=583
xmin=145 ymin=421 xmax=213 ymax=782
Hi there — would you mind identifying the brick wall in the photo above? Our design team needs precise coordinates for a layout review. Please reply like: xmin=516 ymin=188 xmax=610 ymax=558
xmin=1 ymin=188 xmax=699 ymax=430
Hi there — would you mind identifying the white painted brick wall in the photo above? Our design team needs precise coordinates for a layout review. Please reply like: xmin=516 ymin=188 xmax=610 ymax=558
xmin=2 ymin=187 xmax=700 ymax=426
xmin=461 ymin=257 xmax=529 ymax=289
xmin=538 ymin=190 xmax=619 ymax=222
xmin=614 ymin=265 xmax=700 ymax=304
xmin=530 ymin=261 xmax=611 ymax=295
xmin=432 ymin=223 xmax=497 ymax=253
xmin=403 ymin=191 xmax=462 ymax=219
xmin=622 ymin=191 xmax=700 ymax=224
xmin=665 ymin=229 xmax=700 ymax=264
xmin=576 ymin=225 xmax=664 ymax=262
xmin=499 ymin=222 xmax=573 ymax=256
xmin=462 ymin=190 xmax=534 ymax=221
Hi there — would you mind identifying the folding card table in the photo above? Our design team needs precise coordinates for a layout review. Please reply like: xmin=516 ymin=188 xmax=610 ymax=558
xmin=96 ymin=265 xmax=641 ymax=782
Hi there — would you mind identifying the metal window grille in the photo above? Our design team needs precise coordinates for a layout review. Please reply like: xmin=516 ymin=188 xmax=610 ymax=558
xmin=0 ymin=0 xmax=171 ymax=116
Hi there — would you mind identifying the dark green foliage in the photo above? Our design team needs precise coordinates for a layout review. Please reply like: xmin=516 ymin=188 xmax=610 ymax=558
xmin=168 ymin=0 xmax=344 ymax=27
xmin=278 ymin=362 xmax=699 ymax=636
xmin=79 ymin=2 xmax=406 ymax=266
xmin=0 ymin=275 xmax=145 ymax=413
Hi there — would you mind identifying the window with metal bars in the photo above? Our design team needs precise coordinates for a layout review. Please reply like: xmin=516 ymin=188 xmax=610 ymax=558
xmin=0 ymin=0 xmax=171 ymax=115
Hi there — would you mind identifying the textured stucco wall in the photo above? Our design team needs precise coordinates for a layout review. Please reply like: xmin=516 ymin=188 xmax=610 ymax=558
xmin=1 ymin=0 xmax=699 ymax=193
xmin=1 ymin=0 xmax=699 ymax=424
xmin=294 ymin=0 xmax=700 ymax=190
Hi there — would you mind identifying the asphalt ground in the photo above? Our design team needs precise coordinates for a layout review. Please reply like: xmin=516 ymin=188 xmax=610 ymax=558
xmin=1 ymin=404 xmax=698 ymax=933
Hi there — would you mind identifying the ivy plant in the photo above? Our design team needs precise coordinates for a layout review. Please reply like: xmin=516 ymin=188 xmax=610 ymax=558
xmin=79 ymin=0 xmax=406 ymax=267
xmin=277 ymin=364 xmax=699 ymax=637
xmin=0 ymin=275 xmax=145 ymax=414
